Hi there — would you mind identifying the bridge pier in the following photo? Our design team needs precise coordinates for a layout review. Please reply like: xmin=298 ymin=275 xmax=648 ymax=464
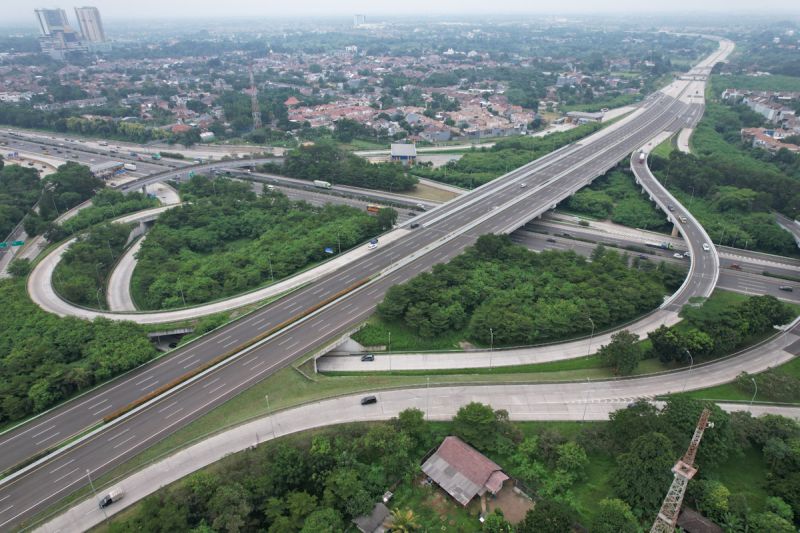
xmin=671 ymin=224 xmax=680 ymax=238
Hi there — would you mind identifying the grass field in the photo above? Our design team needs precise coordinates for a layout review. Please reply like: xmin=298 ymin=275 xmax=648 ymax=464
xmin=712 ymin=73 xmax=800 ymax=92
xmin=407 ymin=181 xmax=460 ymax=203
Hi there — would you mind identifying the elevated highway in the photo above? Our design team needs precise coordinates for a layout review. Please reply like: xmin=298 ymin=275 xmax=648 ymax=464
xmin=0 ymin=41 xmax=735 ymax=529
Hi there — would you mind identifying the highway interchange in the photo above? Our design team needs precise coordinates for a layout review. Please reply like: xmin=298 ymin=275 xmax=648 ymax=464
xmin=2 ymin=37 xmax=787 ymax=530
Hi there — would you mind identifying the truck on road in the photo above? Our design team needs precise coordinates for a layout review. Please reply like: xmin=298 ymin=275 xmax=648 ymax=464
xmin=645 ymin=241 xmax=673 ymax=250
xmin=313 ymin=180 xmax=332 ymax=189
xmin=123 ymin=163 xmax=137 ymax=171
xmin=638 ymin=152 xmax=646 ymax=164
xmin=99 ymin=487 xmax=124 ymax=508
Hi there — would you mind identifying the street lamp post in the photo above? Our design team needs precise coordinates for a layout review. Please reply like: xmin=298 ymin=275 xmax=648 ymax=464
xmin=265 ymin=394 xmax=275 ymax=438
xmin=268 ymin=255 xmax=274 ymax=282
xmin=86 ymin=469 xmax=108 ymax=522
xmin=750 ymin=377 xmax=758 ymax=405
xmin=177 ymin=278 xmax=186 ymax=306
xmin=96 ymin=287 xmax=103 ymax=309
xmin=489 ymin=327 xmax=494 ymax=369
xmin=586 ymin=316 xmax=595 ymax=358
xmin=581 ymin=378 xmax=590 ymax=423
xmin=336 ymin=231 xmax=341 ymax=254
xmin=682 ymin=349 xmax=694 ymax=393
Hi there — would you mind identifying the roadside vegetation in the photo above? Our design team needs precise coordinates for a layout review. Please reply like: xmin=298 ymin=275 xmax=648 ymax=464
xmin=359 ymin=234 xmax=683 ymax=349
xmin=0 ymin=159 xmax=40 ymax=238
xmin=0 ymin=277 xmax=157 ymax=426
xmin=49 ymin=189 xmax=158 ymax=241
xmin=52 ymin=222 xmax=132 ymax=308
xmin=410 ymin=122 xmax=602 ymax=189
xmin=131 ymin=176 xmax=390 ymax=309
xmin=102 ymin=398 xmax=800 ymax=532
xmin=259 ymin=140 xmax=418 ymax=192
xmin=563 ymin=168 xmax=671 ymax=232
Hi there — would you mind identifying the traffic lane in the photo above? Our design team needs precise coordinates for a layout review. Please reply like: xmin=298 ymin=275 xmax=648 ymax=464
xmin=0 ymin=85 xmax=690 ymax=477
xmin=0 ymin=232 xmax=481 ymax=530
xmin=0 ymin=116 xmax=592 ymax=468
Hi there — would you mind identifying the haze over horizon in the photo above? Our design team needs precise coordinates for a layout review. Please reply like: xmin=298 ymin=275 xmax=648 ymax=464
xmin=4 ymin=0 xmax=800 ymax=25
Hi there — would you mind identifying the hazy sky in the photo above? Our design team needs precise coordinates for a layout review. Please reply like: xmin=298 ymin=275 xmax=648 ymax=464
xmin=6 ymin=0 xmax=800 ymax=24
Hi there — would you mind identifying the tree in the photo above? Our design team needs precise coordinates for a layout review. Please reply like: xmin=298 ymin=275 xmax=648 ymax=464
xmin=591 ymin=498 xmax=638 ymax=533
xmin=556 ymin=441 xmax=589 ymax=480
xmin=393 ymin=408 xmax=429 ymax=448
xmin=648 ymin=324 xmax=684 ymax=363
xmin=387 ymin=508 xmax=421 ymax=532
xmin=613 ymin=432 xmax=675 ymax=515
xmin=747 ymin=512 xmax=795 ymax=533
xmin=8 ymin=258 xmax=32 ymax=278
xmin=452 ymin=402 xmax=501 ymax=452
xmin=482 ymin=509 xmax=513 ymax=532
xmin=299 ymin=508 xmax=344 ymax=533
xmin=518 ymin=498 xmax=575 ymax=533
xmin=377 ymin=208 xmax=398 ymax=230
xmin=598 ymin=330 xmax=642 ymax=375
xmin=207 ymin=483 xmax=252 ymax=533
xmin=692 ymin=480 xmax=730 ymax=521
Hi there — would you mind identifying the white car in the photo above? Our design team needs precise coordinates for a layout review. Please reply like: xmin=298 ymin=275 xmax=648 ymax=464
xmin=367 ymin=239 xmax=379 ymax=250
xmin=673 ymin=253 xmax=684 ymax=259
xmin=702 ymin=243 xmax=710 ymax=252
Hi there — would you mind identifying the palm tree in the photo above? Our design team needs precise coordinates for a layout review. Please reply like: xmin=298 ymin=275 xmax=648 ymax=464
xmin=386 ymin=508 xmax=421 ymax=532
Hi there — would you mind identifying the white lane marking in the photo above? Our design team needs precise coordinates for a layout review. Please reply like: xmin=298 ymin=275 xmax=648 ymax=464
xmin=85 ymin=398 xmax=108 ymax=410
xmin=107 ymin=428 xmax=129 ymax=441
xmin=92 ymin=404 xmax=113 ymax=416
xmin=202 ymin=378 xmax=220 ymax=389
xmin=0 ymin=506 xmax=14 ymax=515
xmin=34 ymin=432 xmax=60 ymax=446
xmin=366 ymin=287 xmax=380 ymax=296
xmin=174 ymin=351 xmax=197 ymax=363
xmin=208 ymin=383 xmax=226 ymax=395
xmin=52 ymin=468 xmax=79 ymax=484
xmin=134 ymin=375 xmax=155 ymax=386
xmin=48 ymin=459 xmax=75 ymax=474
xmin=277 ymin=336 xmax=292 ymax=346
xmin=242 ymin=357 xmax=258 ymax=366
xmin=157 ymin=401 xmax=177 ymax=413
xmin=251 ymin=360 xmax=267 ymax=370
xmin=287 ymin=341 xmax=299 ymax=350
xmin=312 ymin=286 xmax=325 ymax=295
xmin=182 ymin=358 xmax=198 ymax=369
xmin=112 ymin=435 xmax=136 ymax=449
xmin=252 ymin=317 xmax=266 ymax=326
xmin=217 ymin=335 xmax=232 ymax=344
xmin=164 ymin=408 xmax=184 ymax=419
xmin=31 ymin=425 xmax=56 ymax=438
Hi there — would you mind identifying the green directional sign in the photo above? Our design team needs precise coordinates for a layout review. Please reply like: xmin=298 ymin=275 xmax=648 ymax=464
xmin=0 ymin=242 xmax=7 ymax=249
xmin=11 ymin=241 xmax=24 ymax=246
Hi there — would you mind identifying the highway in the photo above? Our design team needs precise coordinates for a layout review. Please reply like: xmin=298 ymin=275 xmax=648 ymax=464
xmin=0 ymin=42 xmax=734 ymax=529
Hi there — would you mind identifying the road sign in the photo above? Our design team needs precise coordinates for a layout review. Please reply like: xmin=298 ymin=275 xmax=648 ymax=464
xmin=324 ymin=247 xmax=334 ymax=254
xmin=11 ymin=241 xmax=24 ymax=246
xmin=0 ymin=242 xmax=7 ymax=248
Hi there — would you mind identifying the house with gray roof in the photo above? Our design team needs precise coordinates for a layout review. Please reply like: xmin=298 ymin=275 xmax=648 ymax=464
xmin=421 ymin=436 xmax=509 ymax=506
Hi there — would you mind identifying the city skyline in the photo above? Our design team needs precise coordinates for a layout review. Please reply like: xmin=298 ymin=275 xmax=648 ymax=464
xmin=4 ymin=0 xmax=799 ymax=24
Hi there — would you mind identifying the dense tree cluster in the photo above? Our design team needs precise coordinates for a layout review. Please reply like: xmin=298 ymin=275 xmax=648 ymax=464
xmin=276 ymin=141 xmax=418 ymax=192
xmin=648 ymin=295 xmax=793 ymax=364
xmin=0 ymin=163 xmax=40 ymax=238
xmin=109 ymin=409 xmax=435 ymax=533
xmin=413 ymin=123 xmax=602 ymax=188
xmin=23 ymin=162 xmax=105 ymax=237
xmin=48 ymin=189 xmax=158 ymax=241
xmin=0 ymin=277 xmax=156 ymax=424
xmin=565 ymin=169 xmax=671 ymax=232
xmin=53 ymin=222 xmax=132 ymax=308
xmin=132 ymin=176 xmax=384 ymax=309
xmin=378 ymin=235 xmax=676 ymax=346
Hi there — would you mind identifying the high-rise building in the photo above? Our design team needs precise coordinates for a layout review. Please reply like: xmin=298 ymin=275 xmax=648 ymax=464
xmin=74 ymin=6 xmax=106 ymax=43
xmin=34 ymin=8 xmax=70 ymax=36
xmin=353 ymin=14 xmax=366 ymax=27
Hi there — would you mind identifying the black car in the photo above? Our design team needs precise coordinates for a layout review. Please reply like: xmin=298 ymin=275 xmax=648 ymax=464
xmin=361 ymin=353 xmax=375 ymax=362
xmin=546 ymin=238 xmax=557 ymax=243
xmin=408 ymin=212 xmax=417 ymax=217
xmin=410 ymin=223 xmax=420 ymax=229
xmin=99 ymin=495 xmax=114 ymax=508
xmin=780 ymin=286 xmax=794 ymax=292
xmin=360 ymin=395 xmax=378 ymax=405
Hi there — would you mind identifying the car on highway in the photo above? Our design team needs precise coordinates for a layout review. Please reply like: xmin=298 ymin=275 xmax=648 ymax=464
xmin=668 ymin=204 xmax=675 ymax=211
xmin=520 ymin=183 xmax=527 ymax=188
xmin=360 ymin=395 xmax=378 ymax=405
xmin=780 ymin=286 xmax=794 ymax=292
xmin=729 ymin=264 xmax=742 ymax=270
xmin=410 ymin=222 xmax=420 ymax=229
xmin=408 ymin=212 xmax=417 ymax=217
xmin=684 ymin=251 xmax=691 ymax=257
xmin=360 ymin=353 xmax=375 ymax=362
xmin=416 ymin=203 xmax=426 ymax=211
xmin=673 ymin=252 xmax=684 ymax=259
xmin=679 ymin=216 xmax=688 ymax=223
xmin=702 ymin=243 xmax=710 ymax=252
xmin=367 ymin=238 xmax=379 ymax=250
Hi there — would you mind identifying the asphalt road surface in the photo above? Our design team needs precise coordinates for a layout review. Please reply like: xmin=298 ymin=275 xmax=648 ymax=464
xmin=0 ymin=46 xmax=733 ymax=529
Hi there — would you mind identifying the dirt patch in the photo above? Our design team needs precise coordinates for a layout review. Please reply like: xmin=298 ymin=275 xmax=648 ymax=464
xmin=486 ymin=483 xmax=535 ymax=524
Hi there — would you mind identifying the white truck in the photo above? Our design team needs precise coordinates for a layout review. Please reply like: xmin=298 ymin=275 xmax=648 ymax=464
xmin=313 ymin=180 xmax=332 ymax=189
xmin=99 ymin=487 xmax=124 ymax=508
xmin=123 ymin=163 xmax=137 ymax=171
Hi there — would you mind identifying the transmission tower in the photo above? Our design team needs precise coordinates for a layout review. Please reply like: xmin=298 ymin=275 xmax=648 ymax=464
xmin=650 ymin=408 xmax=713 ymax=533
xmin=249 ymin=66 xmax=262 ymax=130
